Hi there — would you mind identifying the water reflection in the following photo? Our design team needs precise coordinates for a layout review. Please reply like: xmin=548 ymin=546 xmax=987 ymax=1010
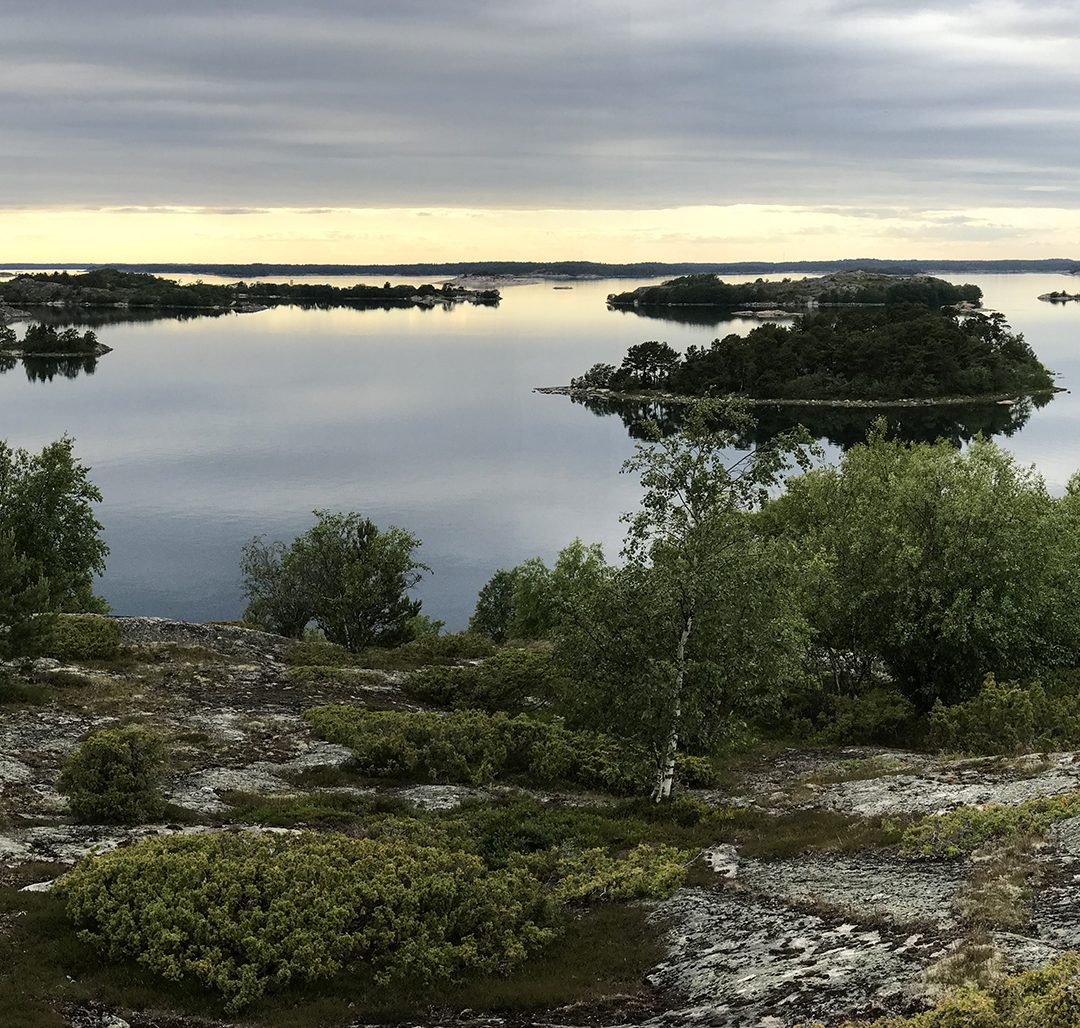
xmin=608 ymin=306 xmax=780 ymax=329
xmin=18 ymin=298 xmax=477 ymax=330
xmin=570 ymin=391 xmax=1051 ymax=448
xmin=0 ymin=353 xmax=99 ymax=382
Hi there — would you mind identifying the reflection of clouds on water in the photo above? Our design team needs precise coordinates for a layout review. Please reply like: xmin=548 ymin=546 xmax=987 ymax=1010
xmin=0 ymin=274 xmax=1076 ymax=627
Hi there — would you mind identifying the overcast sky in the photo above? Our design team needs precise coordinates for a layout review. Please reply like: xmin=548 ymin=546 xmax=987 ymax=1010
xmin=3 ymin=0 xmax=1078 ymax=261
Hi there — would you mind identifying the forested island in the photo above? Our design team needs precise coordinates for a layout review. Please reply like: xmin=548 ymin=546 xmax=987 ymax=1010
xmin=0 ymin=322 xmax=110 ymax=358
xmin=607 ymin=270 xmax=983 ymax=311
xmin=0 ymin=268 xmax=499 ymax=314
xmin=561 ymin=303 xmax=1054 ymax=404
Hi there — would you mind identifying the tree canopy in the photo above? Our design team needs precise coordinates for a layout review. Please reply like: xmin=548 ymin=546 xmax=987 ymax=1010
xmin=580 ymin=306 xmax=1053 ymax=401
xmin=241 ymin=511 xmax=429 ymax=650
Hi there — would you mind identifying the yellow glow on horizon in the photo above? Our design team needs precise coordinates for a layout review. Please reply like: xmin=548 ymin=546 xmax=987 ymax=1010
xmin=1 ymin=204 xmax=1078 ymax=264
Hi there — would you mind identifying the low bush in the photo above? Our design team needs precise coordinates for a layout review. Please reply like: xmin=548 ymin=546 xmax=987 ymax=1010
xmin=406 ymin=648 xmax=556 ymax=712
xmin=60 ymin=831 xmax=557 ymax=1011
xmin=47 ymin=614 xmax=121 ymax=662
xmin=552 ymin=843 xmax=690 ymax=904
xmin=926 ymin=673 xmax=1080 ymax=755
xmin=900 ymin=792 xmax=1080 ymax=859
xmin=407 ymin=630 xmax=497 ymax=661
xmin=810 ymin=687 xmax=917 ymax=746
xmin=848 ymin=953 xmax=1080 ymax=1026
xmin=285 ymin=637 xmax=359 ymax=668
xmin=305 ymin=705 xmax=652 ymax=793
xmin=674 ymin=753 xmax=719 ymax=788
xmin=56 ymin=725 xmax=168 ymax=824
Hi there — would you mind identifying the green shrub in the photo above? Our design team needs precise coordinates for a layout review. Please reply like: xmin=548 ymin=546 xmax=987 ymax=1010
xmin=47 ymin=614 xmax=121 ymax=661
xmin=850 ymin=953 xmax=1080 ymax=1026
xmin=305 ymin=705 xmax=651 ymax=793
xmin=408 ymin=630 xmax=497 ymax=660
xmin=406 ymin=648 xmax=555 ymax=712
xmin=552 ymin=843 xmax=690 ymax=904
xmin=927 ymin=673 xmax=1080 ymax=755
xmin=285 ymin=637 xmax=359 ymax=668
xmin=56 ymin=725 xmax=168 ymax=823
xmin=60 ymin=831 xmax=557 ymax=1011
xmin=900 ymin=792 xmax=1080 ymax=859
xmin=674 ymin=753 xmax=719 ymax=788
xmin=813 ymin=687 xmax=916 ymax=745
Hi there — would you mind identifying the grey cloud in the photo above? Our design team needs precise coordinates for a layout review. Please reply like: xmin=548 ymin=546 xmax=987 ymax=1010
xmin=1 ymin=1 xmax=1079 ymax=212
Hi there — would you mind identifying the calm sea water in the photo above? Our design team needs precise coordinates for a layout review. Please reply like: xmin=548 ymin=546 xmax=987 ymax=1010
xmin=0 ymin=272 xmax=1077 ymax=627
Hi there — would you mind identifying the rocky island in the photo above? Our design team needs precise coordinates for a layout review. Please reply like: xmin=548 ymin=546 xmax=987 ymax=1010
xmin=0 ymin=323 xmax=112 ymax=359
xmin=607 ymin=270 xmax=983 ymax=313
xmin=0 ymin=268 xmax=501 ymax=318
xmin=552 ymin=301 xmax=1056 ymax=407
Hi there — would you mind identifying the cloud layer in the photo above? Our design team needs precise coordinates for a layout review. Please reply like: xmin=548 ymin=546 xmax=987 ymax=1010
xmin=3 ymin=0 xmax=1079 ymax=215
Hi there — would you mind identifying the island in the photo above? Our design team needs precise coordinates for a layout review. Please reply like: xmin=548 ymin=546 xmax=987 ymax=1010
xmin=607 ymin=270 xmax=983 ymax=312
xmin=546 ymin=302 xmax=1056 ymax=406
xmin=1038 ymin=290 xmax=1080 ymax=303
xmin=0 ymin=323 xmax=112 ymax=358
xmin=0 ymin=267 xmax=500 ymax=316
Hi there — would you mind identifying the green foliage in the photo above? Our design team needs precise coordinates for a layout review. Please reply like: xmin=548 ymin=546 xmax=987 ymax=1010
xmin=241 ymin=511 xmax=429 ymax=650
xmin=285 ymin=635 xmax=360 ymax=667
xmin=769 ymin=426 xmax=1080 ymax=707
xmin=406 ymin=648 xmax=556 ymax=711
xmin=673 ymin=753 xmax=720 ymax=787
xmin=926 ymin=673 xmax=1080 ymax=755
xmin=552 ymin=843 xmax=690 ymax=903
xmin=900 ymin=793 xmax=1080 ymax=859
xmin=0 ymin=528 xmax=52 ymax=660
xmin=305 ymin=705 xmax=651 ymax=793
xmin=60 ymin=831 xmax=557 ymax=1011
xmin=469 ymin=568 xmax=518 ymax=642
xmin=556 ymin=399 xmax=813 ymax=800
xmin=850 ymin=953 xmax=1080 ymax=1027
xmin=812 ymin=687 xmax=917 ymax=746
xmin=607 ymin=271 xmax=982 ymax=311
xmin=0 ymin=436 xmax=108 ymax=613
xmin=18 ymin=324 xmax=101 ymax=355
xmin=56 ymin=725 xmax=168 ymax=824
xmin=663 ymin=306 xmax=1050 ymax=400
xmin=405 ymin=628 xmax=496 ymax=661
xmin=46 ymin=613 xmax=121 ymax=661
xmin=569 ymin=362 xmax=617 ymax=390
xmin=470 ymin=541 xmax=607 ymax=643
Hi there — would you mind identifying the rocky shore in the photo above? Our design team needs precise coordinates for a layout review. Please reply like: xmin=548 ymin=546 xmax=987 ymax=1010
xmin=535 ymin=384 xmax=1061 ymax=410
xmin=7 ymin=618 xmax=1080 ymax=1026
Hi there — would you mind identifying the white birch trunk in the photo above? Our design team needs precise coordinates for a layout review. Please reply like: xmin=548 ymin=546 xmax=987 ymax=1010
xmin=653 ymin=614 xmax=692 ymax=802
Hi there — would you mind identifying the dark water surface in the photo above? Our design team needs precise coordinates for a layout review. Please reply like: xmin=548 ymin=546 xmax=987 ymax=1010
xmin=1 ymin=273 xmax=1077 ymax=627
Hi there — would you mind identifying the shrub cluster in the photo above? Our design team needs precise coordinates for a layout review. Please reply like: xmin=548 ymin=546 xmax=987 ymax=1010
xmin=811 ymin=688 xmax=917 ymax=746
xmin=305 ymin=705 xmax=652 ymax=793
xmin=927 ymin=673 xmax=1080 ymax=755
xmin=900 ymin=793 xmax=1080 ymax=859
xmin=406 ymin=648 xmax=556 ymax=712
xmin=57 ymin=725 xmax=168 ymax=824
xmin=60 ymin=831 xmax=557 ymax=1011
xmin=47 ymin=614 xmax=121 ymax=661
xmin=552 ymin=843 xmax=690 ymax=904
xmin=850 ymin=953 xmax=1080 ymax=1026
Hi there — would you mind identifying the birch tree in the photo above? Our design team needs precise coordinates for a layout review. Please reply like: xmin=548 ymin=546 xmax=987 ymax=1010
xmin=556 ymin=399 xmax=813 ymax=801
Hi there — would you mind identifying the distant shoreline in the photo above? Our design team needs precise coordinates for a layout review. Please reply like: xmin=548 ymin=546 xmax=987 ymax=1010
xmin=2 ymin=259 xmax=1078 ymax=279
xmin=535 ymin=384 xmax=1065 ymax=409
